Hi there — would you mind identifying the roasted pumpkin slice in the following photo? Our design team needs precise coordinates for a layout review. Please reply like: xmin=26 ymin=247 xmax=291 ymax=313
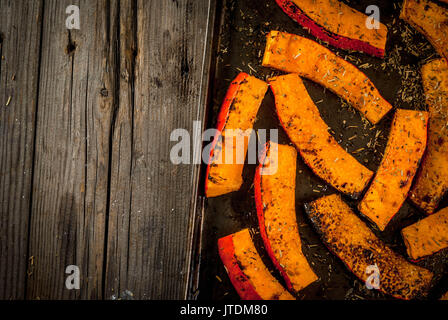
xmin=401 ymin=207 xmax=448 ymax=260
xmin=205 ymin=73 xmax=268 ymax=198
xmin=305 ymin=194 xmax=434 ymax=300
xmin=269 ymin=74 xmax=373 ymax=198
xmin=218 ymin=229 xmax=295 ymax=300
xmin=401 ymin=0 xmax=448 ymax=62
xmin=254 ymin=141 xmax=318 ymax=293
xmin=410 ymin=59 xmax=448 ymax=214
xmin=359 ymin=109 xmax=428 ymax=231
xmin=275 ymin=0 xmax=388 ymax=57
xmin=262 ymin=31 xmax=393 ymax=124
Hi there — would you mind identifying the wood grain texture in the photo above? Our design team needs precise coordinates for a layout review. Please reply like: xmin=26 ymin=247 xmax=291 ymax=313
xmin=105 ymin=0 xmax=215 ymax=299
xmin=27 ymin=0 xmax=118 ymax=299
xmin=0 ymin=0 xmax=214 ymax=299
xmin=0 ymin=0 xmax=43 ymax=300
xmin=104 ymin=0 xmax=136 ymax=300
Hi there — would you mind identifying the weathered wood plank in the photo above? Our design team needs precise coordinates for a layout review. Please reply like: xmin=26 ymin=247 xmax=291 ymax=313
xmin=104 ymin=0 xmax=136 ymax=300
xmin=105 ymin=0 xmax=215 ymax=299
xmin=0 ymin=0 xmax=43 ymax=300
xmin=27 ymin=0 xmax=117 ymax=299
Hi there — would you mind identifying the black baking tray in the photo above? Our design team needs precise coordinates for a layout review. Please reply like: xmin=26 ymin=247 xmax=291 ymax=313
xmin=195 ymin=0 xmax=448 ymax=300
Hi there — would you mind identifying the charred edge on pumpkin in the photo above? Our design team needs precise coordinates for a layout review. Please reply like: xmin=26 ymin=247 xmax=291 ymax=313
xmin=303 ymin=199 xmax=433 ymax=300
xmin=408 ymin=194 xmax=439 ymax=216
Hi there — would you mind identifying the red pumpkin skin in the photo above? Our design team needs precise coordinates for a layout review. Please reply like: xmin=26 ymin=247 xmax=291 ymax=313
xmin=204 ymin=72 xmax=249 ymax=196
xmin=275 ymin=0 xmax=385 ymax=58
xmin=254 ymin=142 xmax=294 ymax=291
xmin=218 ymin=234 xmax=262 ymax=300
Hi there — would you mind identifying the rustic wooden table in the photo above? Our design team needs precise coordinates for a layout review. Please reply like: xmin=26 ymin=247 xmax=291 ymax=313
xmin=0 ymin=0 xmax=215 ymax=299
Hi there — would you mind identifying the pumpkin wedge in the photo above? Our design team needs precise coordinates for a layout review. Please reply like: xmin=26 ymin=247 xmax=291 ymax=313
xmin=401 ymin=0 xmax=448 ymax=62
xmin=275 ymin=0 xmax=388 ymax=57
xmin=254 ymin=141 xmax=318 ymax=293
xmin=262 ymin=31 xmax=393 ymax=124
xmin=269 ymin=74 xmax=373 ymax=198
xmin=359 ymin=109 xmax=428 ymax=231
xmin=218 ymin=229 xmax=295 ymax=300
xmin=409 ymin=59 xmax=448 ymax=214
xmin=205 ymin=73 xmax=268 ymax=198
xmin=401 ymin=207 xmax=448 ymax=260
xmin=305 ymin=194 xmax=434 ymax=300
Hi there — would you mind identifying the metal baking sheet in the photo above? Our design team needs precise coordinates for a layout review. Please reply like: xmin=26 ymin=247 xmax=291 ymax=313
xmin=196 ymin=0 xmax=448 ymax=300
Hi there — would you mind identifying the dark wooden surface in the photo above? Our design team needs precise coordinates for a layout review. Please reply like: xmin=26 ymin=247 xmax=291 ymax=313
xmin=0 ymin=0 xmax=43 ymax=300
xmin=0 ymin=0 xmax=215 ymax=300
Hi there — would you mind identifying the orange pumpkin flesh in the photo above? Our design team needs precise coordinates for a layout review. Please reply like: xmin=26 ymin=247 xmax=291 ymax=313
xmin=401 ymin=207 xmax=448 ymax=260
xmin=275 ymin=0 xmax=388 ymax=57
xmin=410 ymin=59 xmax=448 ymax=214
xmin=262 ymin=31 xmax=393 ymax=124
xmin=269 ymin=73 xmax=373 ymax=198
xmin=305 ymin=194 xmax=434 ymax=300
xmin=254 ymin=141 xmax=318 ymax=293
xmin=359 ymin=109 xmax=428 ymax=231
xmin=401 ymin=0 xmax=448 ymax=63
xmin=218 ymin=229 xmax=295 ymax=300
xmin=205 ymin=73 xmax=268 ymax=198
